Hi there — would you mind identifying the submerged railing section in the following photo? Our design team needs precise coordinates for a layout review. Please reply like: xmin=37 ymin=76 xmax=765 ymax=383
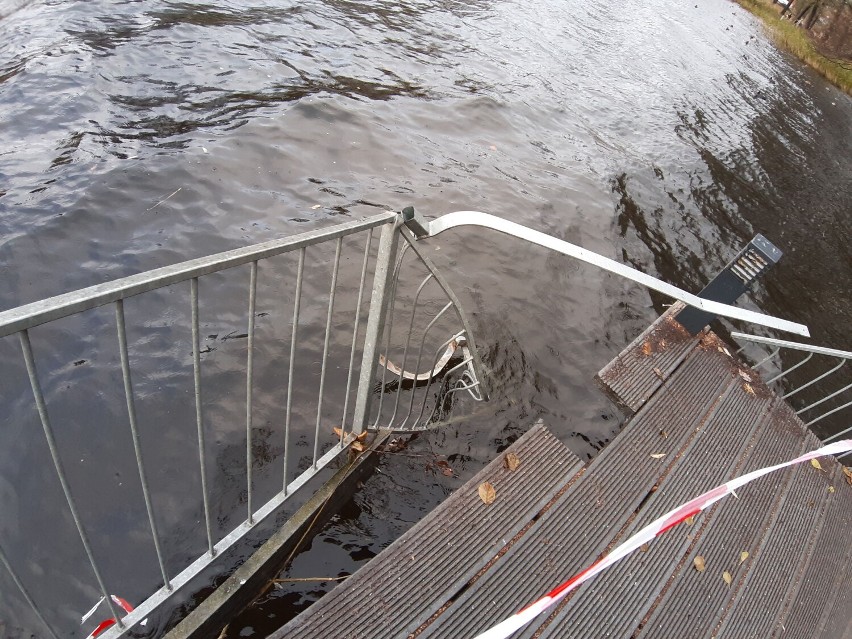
xmin=731 ymin=332 xmax=852 ymax=458
xmin=0 ymin=212 xmax=485 ymax=639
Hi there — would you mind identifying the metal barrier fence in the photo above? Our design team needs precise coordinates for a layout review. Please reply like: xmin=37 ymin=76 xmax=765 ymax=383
xmin=730 ymin=332 xmax=852 ymax=458
xmin=0 ymin=212 xmax=485 ymax=638
xmin=0 ymin=208 xmax=819 ymax=638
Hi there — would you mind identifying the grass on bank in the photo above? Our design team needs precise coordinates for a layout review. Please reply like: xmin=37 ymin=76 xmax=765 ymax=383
xmin=736 ymin=0 xmax=852 ymax=95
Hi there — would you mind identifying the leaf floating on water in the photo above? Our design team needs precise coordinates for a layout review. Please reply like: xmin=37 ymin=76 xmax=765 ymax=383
xmin=478 ymin=481 xmax=496 ymax=505
xmin=311 ymin=204 xmax=322 ymax=210
xmin=810 ymin=458 xmax=823 ymax=472
xmin=694 ymin=556 xmax=706 ymax=573
xmin=740 ymin=551 xmax=749 ymax=564
xmin=650 ymin=453 xmax=666 ymax=459
xmin=722 ymin=571 xmax=732 ymax=586
xmin=504 ymin=452 xmax=521 ymax=472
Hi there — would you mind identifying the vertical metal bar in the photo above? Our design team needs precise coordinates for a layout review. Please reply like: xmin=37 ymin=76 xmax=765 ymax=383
xmin=371 ymin=249 xmax=408 ymax=429
xmin=352 ymin=219 xmax=401 ymax=433
xmin=246 ymin=261 xmax=258 ymax=524
xmin=753 ymin=347 xmax=780 ymax=369
xmin=18 ymin=330 xmax=123 ymax=625
xmin=0 ymin=542 xmax=60 ymax=639
xmin=388 ymin=274 xmax=433 ymax=427
xmin=191 ymin=278 xmax=215 ymax=556
xmin=283 ymin=248 xmax=305 ymax=493
xmin=766 ymin=352 xmax=813 ymax=384
xmin=796 ymin=381 xmax=852 ymax=415
xmin=783 ymin=360 xmax=846 ymax=400
xmin=313 ymin=238 xmax=343 ymax=467
xmin=340 ymin=229 xmax=373 ymax=438
xmin=115 ymin=300 xmax=171 ymax=590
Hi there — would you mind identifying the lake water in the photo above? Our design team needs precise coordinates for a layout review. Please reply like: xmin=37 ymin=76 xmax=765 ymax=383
xmin=1 ymin=0 xmax=850 ymax=636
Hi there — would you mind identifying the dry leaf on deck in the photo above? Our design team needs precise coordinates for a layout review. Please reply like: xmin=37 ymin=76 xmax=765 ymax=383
xmin=844 ymin=467 xmax=852 ymax=485
xmin=640 ymin=543 xmax=650 ymax=553
xmin=685 ymin=515 xmax=695 ymax=526
xmin=641 ymin=342 xmax=652 ymax=356
xmin=478 ymin=481 xmax=496 ymax=505
xmin=650 ymin=453 xmax=666 ymax=459
xmin=504 ymin=452 xmax=521 ymax=472
xmin=828 ymin=486 xmax=835 ymax=494
xmin=810 ymin=458 xmax=823 ymax=472
xmin=722 ymin=571 xmax=732 ymax=586
xmin=350 ymin=441 xmax=365 ymax=452
xmin=740 ymin=551 xmax=749 ymax=564
xmin=694 ymin=556 xmax=706 ymax=573
xmin=743 ymin=383 xmax=755 ymax=396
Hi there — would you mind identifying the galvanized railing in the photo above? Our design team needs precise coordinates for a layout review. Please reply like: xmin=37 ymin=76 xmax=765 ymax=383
xmin=0 ymin=208 xmax=815 ymax=638
xmin=731 ymin=332 xmax=852 ymax=459
xmin=0 ymin=212 xmax=485 ymax=638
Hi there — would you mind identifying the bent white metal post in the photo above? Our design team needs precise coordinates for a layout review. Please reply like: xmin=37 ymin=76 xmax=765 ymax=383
xmin=352 ymin=217 xmax=401 ymax=433
xmin=426 ymin=211 xmax=810 ymax=337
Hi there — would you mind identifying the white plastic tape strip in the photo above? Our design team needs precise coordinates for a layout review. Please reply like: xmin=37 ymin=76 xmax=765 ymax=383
xmin=473 ymin=439 xmax=852 ymax=639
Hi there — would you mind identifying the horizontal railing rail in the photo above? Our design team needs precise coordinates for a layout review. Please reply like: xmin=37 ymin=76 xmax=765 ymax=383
xmin=0 ymin=213 xmax=396 ymax=338
xmin=730 ymin=332 xmax=851 ymax=457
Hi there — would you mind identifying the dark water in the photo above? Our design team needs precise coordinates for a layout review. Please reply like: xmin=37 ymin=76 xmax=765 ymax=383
xmin=1 ymin=0 xmax=850 ymax=636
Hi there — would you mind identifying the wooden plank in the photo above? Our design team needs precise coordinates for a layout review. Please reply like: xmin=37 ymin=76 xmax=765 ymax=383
xmin=269 ymin=422 xmax=583 ymax=639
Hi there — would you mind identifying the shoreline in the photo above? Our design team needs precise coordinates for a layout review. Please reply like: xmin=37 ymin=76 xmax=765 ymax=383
xmin=734 ymin=0 xmax=852 ymax=95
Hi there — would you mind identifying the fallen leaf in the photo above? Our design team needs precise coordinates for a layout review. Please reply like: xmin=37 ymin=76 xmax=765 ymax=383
xmin=333 ymin=426 xmax=344 ymax=439
xmin=659 ymin=429 xmax=668 ymax=439
xmin=641 ymin=342 xmax=652 ymax=356
xmin=743 ymin=383 xmax=755 ymax=395
xmin=844 ymin=467 xmax=852 ymax=485
xmin=478 ymin=481 xmax=496 ymax=505
xmin=810 ymin=458 xmax=823 ymax=472
xmin=356 ymin=430 xmax=368 ymax=442
xmin=442 ymin=467 xmax=454 ymax=477
xmin=653 ymin=367 xmax=664 ymax=380
xmin=350 ymin=441 xmax=365 ymax=452
xmin=722 ymin=571 xmax=732 ymax=586
xmin=685 ymin=515 xmax=695 ymax=526
xmin=828 ymin=485 xmax=835 ymax=494
xmin=640 ymin=543 xmax=650 ymax=553
xmin=740 ymin=551 xmax=749 ymax=564
xmin=694 ymin=556 xmax=706 ymax=573
xmin=738 ymin=370 xmax=752 ymax=383
xmin=650 ymin=453 xmax=666 ymax=459
xmin=504 ymin=452 xmax=521 ymax=472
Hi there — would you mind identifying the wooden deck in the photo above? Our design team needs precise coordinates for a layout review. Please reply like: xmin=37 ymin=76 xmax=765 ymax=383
xmin=270 ymin=309 xmax=852 ymax=639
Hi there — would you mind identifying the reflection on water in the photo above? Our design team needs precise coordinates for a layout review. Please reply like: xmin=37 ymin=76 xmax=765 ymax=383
xmin=1 ymin=0 xmax=850 ymax=635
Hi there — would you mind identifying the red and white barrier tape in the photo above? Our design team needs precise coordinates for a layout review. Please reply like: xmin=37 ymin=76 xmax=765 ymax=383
xmin=473 ymin=439 xmax=852 ymax=639
xmin=82 ymin=594 xmax=136 ymax=639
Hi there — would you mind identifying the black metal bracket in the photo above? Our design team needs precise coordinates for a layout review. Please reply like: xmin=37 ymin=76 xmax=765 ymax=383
xmin=675 ymin=234 xmax=782 ymax=335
